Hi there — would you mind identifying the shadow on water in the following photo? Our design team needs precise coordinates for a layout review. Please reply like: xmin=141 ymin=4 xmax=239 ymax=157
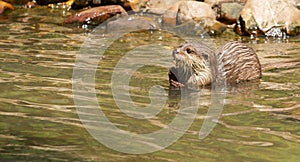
xmin=0 ymin=7 xmax=299 ymax=161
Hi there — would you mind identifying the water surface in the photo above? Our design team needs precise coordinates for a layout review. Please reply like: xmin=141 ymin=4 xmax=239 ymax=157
xmin=0 ymin=7 xmax=299 ymax=161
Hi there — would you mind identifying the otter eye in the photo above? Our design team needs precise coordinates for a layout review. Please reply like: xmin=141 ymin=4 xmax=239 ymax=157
xmin=186 ymin=48 xmax=194 ymax=54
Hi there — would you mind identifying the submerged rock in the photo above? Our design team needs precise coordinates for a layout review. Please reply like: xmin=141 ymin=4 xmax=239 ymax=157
xmin=63 ymin=5 xmax=127 ymax=25
xmin=235 ymin=0 xmax=300 ymax=37
xmin=106 ymin=15 xmax=160 ymax=33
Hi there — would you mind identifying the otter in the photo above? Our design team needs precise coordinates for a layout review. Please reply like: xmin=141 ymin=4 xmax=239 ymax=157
xmin=169 ymin=41 xmax=262 ymax=88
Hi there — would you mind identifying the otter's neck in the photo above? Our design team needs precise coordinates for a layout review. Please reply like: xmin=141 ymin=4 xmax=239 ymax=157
xmin=192 ymin=59 xmax=212 ymax=86
xmin=176 ymin=58 xmax=212 ymax=86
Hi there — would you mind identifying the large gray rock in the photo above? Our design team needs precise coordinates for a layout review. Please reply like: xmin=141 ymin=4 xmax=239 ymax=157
xmin=236 ymin=0 xmax=300 ymax=36
xmin=203 ymin=0 xmax=244 ymax=25
xmin=220 ymin=2 xmax=243 ymax=19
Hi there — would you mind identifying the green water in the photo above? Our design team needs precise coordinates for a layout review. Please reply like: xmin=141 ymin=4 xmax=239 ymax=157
xmin=0 ymin=7 xmax=299 ymax=161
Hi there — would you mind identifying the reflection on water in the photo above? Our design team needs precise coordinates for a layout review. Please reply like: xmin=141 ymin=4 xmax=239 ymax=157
xmin=0 ymin=7 xmax=299 ymax=161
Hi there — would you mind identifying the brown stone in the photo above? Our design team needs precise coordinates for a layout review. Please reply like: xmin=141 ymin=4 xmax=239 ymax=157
xmin=162 ymin=11 xmax=177 ymax=26
xmin=63 ymin=5 xmax=127 ymax=24
xmin=0 ymin=0 xmax=14 ymax=14
xmin=162 ymin=1 xmax=181 ymax=26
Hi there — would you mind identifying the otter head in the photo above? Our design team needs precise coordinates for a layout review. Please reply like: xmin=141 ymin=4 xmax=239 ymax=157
xmin=171 ymin=42 xmax=213 ymax=86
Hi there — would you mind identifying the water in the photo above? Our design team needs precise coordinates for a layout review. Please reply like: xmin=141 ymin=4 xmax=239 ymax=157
xmin=0 ymin=7 xmax=300 ymax=161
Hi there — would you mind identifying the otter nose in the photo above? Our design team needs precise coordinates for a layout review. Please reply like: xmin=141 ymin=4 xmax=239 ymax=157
xmin=172 ymin=49 xmax=180 ymax=59
xmin=172 ymin=50 xmax=177 ymax=58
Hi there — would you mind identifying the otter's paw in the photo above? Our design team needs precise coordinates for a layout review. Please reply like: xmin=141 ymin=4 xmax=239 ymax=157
xmin=170 ymin=79 xmax=185 ymax=88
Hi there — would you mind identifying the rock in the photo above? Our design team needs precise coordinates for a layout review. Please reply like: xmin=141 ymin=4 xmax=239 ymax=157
xmin=291 ymin=0 xmax=300 ymax=8
xmin=106 ymin=15 xmax=160 ymax=33
xmin=204 ymin=0 xmax=247 ymax=6
xmin=130 ymin=0 xmax=184 ymax=14
xmin=23 ymin=0 xmax=72 ymax=8
xmin=147 ymin=0 xmax=184 ymax=14
xmin=235 ymin=0 xmax=300 ymax=36
xmin=173 ymin=19 xmax=226 ymax=36
xmin=162 ymin=11 xmax=177 ymax=26
xmin=162 ymin=1 xmax=227 ymax=35
xmin=71 ymin=0 xmax=133 ymax=10
xmin=0 ymin=0 xmax=14 ymax=14
xmin=63 ymin=5 xmax=127 ymax=25
xmin=71 ymin=0 xmax=98 ymax=9
xmin=177 ymin=1 xmax=216 ymax=25
xmin=35 ymin=0 xmax=68 ymax=5
xmin=162 ymin=1 xmax=181 ymax=26
xmin=219 ymin=2 xmax=243 ymax=19
xmin=3 ymin=0 xmax=30 ymax=5
xmin=24 ymin=1 xmax=37 ymax=8
xmin=203 ymin=0 xmax=244 ymax=25
xmin=177 ymin=1 xmax=226 ymax=35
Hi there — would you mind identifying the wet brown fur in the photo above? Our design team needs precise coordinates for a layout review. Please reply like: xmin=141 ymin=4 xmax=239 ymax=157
xmin=169 ymin=41 xmax=262 ymax=88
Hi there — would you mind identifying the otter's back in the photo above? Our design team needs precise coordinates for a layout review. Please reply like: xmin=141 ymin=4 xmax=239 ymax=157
xmin=216 ymin=42 xmax=262 ymax=83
